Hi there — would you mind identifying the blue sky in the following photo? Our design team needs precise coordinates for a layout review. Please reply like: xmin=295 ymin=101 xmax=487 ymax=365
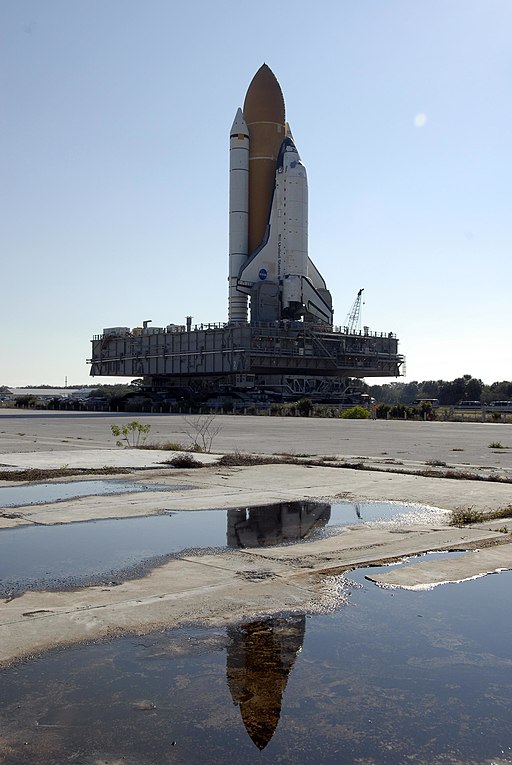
xmin=1 ymin=0 xmax=510 ymax=386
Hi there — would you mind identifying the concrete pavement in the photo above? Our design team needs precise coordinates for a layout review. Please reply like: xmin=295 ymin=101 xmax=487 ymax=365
xmin=1 ymin=412 xmax=511 ymax=665
xmin=1 ymin=409 xmax=512 ymax=468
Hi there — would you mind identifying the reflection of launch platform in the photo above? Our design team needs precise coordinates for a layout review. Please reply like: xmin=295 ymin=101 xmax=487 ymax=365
xmin=89 ymin=65 xmax=404 ymax=400
xmin=227 ymin=501 xmax=330 ymax=548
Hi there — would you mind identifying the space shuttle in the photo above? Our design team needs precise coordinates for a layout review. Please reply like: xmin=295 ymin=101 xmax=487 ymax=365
xmin=229 ymin=64 xmax=333 ymax=326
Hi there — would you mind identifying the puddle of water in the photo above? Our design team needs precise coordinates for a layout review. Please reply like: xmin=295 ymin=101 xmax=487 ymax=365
xmin=0 ymin=501 xmax=330 ymax=596
xmin=0 ymin=480 xmax=190 ymax=508
xmin=1 ymin=570 xmax=511 ymax=764
xmin=0 ymin=500 xmax=445 ymax=597
xmin=327 ymin=500 xmax=446 ymax=527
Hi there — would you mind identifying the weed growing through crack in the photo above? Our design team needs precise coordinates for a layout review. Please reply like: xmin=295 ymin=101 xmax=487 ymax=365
xmin=165 ymin=454 xmax=204 ymax=468
xmin=141 ymin=441 xmax=187 ymax=451
xmin=450 ymin=505 xmax=512 ymax=526
xmin=218 ymin=452 xmax=287 ymax=467
xmin=0 ymin=467 xmax=122 ymax=482
xmin=111 ymin=421 xmax=151 ymax=448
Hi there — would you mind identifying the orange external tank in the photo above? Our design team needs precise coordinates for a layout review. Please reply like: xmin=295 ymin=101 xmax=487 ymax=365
xmin=243 ymin=64 xmax=286 ymax=255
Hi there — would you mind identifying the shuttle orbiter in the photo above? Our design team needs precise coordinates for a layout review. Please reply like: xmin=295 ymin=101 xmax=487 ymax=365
xmin=228 ymin=65 xmax=333 ymax=326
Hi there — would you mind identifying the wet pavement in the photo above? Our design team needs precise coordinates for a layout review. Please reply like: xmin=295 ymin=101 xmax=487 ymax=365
xmin=1 ymin=417 xmax=511 ymax=763
xmin=0 ymin=500 xmax=447 ymax=597
xmin=1 ymin=567 xmax=511 ymax=764
xmin=0 ymin=479 xmax=191 ymax=508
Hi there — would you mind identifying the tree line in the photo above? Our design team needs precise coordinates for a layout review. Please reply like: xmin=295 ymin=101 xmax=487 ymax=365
xmin=364 ymin=375 xmax=512 ymax=406
xmin=4 ymin=377 xmax=512 ymax=409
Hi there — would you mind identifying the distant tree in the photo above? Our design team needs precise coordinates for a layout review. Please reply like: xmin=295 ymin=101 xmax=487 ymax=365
xmin=370 ymin=376 xmax=510 ymax=407
xmin=447 ymin=378 xmax=467 ymax=404
xmin=389 ymin=403 xmax=409 ymax=418
xmin=88 ymin=384 xmax=133 ymax=401
xmin=419 ymin=380 xmax=440 ymax=399
xmin=368 ymin=382 xmax=404 ymax=404
xmin=340 ymin=406 xmax=369 ymax=419
xmin=15 ymin=395 xmax=38 ymax=408
xmin=464 ymin=377 xmax=483 ymax=401
xmin=367 ymin=384 xmax=383 ymax=400
xmin=375 ymin=403 xmax=391 ymax=419
xmin=485 ymin=381 xmax=512 ymax=402
xmin=401 ymin=381 xmax=419 ymax=404
xmin=297 ymin=398 xmax=314 ymax=416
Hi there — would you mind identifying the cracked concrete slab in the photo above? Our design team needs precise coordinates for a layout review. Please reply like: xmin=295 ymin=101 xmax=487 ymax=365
xmin=1 ymin=518 xmax=509 ymax=665
xmin=366 ymin=545 xmax=512 ymax=589
xmin=2 ymin=463 xmax=512 ymax=529
xmin=1 ymin=423 xmax=512 ymax=666
xmin=0 ymin=447 xmax=218 ymax=470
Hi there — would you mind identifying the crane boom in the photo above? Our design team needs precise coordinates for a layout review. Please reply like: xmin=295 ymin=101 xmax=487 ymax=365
xmin=344 ymin=288 xmax=364 ymax=334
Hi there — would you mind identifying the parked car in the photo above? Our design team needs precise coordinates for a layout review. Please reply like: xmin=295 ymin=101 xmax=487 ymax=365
xmin=487 ymin=401 xmax=512 ymax=412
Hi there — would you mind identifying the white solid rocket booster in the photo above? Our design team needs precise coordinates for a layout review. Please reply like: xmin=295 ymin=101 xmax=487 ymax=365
xmin=228 ymin=108 xmax=249 ymax=324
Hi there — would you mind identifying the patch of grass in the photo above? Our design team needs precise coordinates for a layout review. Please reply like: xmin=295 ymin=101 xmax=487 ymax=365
xmin=140 ymin=440 xmax=186 ymax=451
xmin=219 ymin=452 xmax=343 ymax=468
xmin=165 ymin=454 xmax=204 ymax=469
xmin=452 ymin=448 xmax=464 ymax=452
xmin=336 ymin=460 xmax=369 ymax=470
xmin=215 ymin=453 xmax=512 ymax=484
xmin=449 ymin=505 xmax=512 ymax=526
xmin=488 ymin=441 xmax=505 ymax=449
xmin=138 ymin=440 xmax=205 ymax=452
xmin=160 ymin=441 xmax=188 ymax=451
xmin=420 ymin=467 xmax=511 ymax=483
xmin=425 ymin=459 xmax=447 ymax=467
xmin=449 ymin=507 xmax=484 ymax=525
xmin=218 ymin=452 xmax=287 ymax=467
xmin=274 ymin=452 xmax=316 ymax=458
xmin=0 ymin=467 xmax=123 ymax=482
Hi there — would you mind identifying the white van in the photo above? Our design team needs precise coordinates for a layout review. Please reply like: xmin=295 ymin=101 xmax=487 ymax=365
xmin=488 ymin=400 xmax=512 ymax=412
xmin=411 ymin=398 xmax=440 ymax=408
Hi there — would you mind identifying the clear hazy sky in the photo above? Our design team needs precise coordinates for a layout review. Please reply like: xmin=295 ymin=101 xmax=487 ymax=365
xmin=2 ymin=1 xmax=510 ymax=387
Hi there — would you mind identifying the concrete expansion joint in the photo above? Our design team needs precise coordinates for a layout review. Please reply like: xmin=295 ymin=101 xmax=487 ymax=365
xmin=69 ymin=584 xmax=235 ymax=614
xmin=2 ymin=613 xmax=54 ymax=627
xmin=180 ymin=555 xmax=242 ymax=572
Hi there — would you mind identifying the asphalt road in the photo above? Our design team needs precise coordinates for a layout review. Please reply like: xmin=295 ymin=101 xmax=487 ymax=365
xmin=1 ymin=409 xmax=511 ymax=469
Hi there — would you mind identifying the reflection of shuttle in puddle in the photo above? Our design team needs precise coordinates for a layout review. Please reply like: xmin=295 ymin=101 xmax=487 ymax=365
xmin=227 ymin=500 xmax=331 ymax=548
xmin=226 ymin=615 xmax=306 ymax=750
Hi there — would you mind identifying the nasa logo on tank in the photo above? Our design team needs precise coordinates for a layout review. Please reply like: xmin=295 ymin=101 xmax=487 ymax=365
xmin=259 ymin=268 xmax=268 ymax=281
